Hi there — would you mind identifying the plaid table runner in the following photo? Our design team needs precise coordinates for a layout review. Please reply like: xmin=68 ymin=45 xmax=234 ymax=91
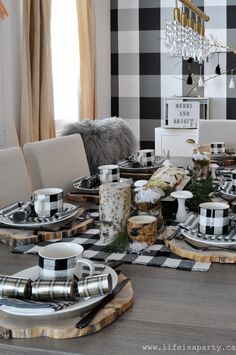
xmin=13 ymin=225 xmax=211 ymax=272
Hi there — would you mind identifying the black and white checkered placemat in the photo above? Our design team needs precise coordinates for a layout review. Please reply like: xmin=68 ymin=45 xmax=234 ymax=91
xmin=13 ymin=226 xmax=211 ymax=272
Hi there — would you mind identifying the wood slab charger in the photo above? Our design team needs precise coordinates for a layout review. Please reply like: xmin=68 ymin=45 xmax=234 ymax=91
xmin=67 ymin=192 xmax=99 ymax=204
xmin=163 ymin=226 xmax=236 ymax=264
xmin=0 ymin=274 xmax=133 ymax=339
xmin=120 ymin=171 xmax=153 ymax=180
xmin=0 ymin=218 xmax=94 ymax=247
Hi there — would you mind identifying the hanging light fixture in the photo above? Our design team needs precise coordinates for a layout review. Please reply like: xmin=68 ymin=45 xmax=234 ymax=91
xmin=165 ymin=0 xmax=210 ymax=63
xmin=187 ymin=74 xmax=193 ymax=85
xmin=215 ymin=52 xmax=221 ymax=75
xmin=229 ymin=69 xmax=235 ymax=89
xmin=198 ymin=65 xmax=204 ymax=87
xmin=187 ymin=60 xmax=193 ymax=85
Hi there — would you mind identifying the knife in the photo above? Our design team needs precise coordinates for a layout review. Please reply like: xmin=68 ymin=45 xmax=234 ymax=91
xmin=76 ymin=278 xmax=130 ymax=329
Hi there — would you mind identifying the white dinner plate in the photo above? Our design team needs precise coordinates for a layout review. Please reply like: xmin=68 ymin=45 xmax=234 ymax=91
xmin=181 ymin=228 xmax=236 ymax=249
xmin=0 ymin=203 xmax=79 ymax=230
xmin=218 ymin=183 xmax=236 ymax=201
xmin=0 ymin=264 xmax=118 ymax=319
xmin=119 ymin=164 xmax=162 ymax=173
xmin=73 ymin=177 xmax=133 ymax=195
xmin=211 ymin=153 xmax=227 ymax=161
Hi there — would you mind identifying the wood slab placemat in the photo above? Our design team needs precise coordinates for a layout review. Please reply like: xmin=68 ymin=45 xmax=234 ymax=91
xmin=67 ymin=192 xmax=99 ymax=204
xmin=0 ymin=274 xmax=133 ymax=339
xmin=163 ymin=226 xmax=236 ymax=264
xmin=0 ymin=218 xmax=94 ymax=247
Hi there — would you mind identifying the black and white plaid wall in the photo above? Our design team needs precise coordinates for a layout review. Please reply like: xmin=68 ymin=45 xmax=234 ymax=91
xmin=111 ymin=0 xmax=236 ymax=148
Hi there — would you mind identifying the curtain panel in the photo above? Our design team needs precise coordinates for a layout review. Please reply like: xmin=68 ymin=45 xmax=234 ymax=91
xmin=76 ymin=0 xmax=97 ymax=120
xmin=20 ymin=0 xmax=55 ymax=145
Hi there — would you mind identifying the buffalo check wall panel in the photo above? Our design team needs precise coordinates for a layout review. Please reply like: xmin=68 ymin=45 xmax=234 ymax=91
xmin=111 ymin=0 xmax=161 ymax=149
xmin=111 ymin=1 xmax=236 ymax=148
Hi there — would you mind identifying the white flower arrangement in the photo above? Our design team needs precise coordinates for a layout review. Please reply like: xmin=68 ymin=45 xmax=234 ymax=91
xmin=193 ymin=152 xmax=210 ymax=161
xmin=135 ymin=188 xmax=164 ymax=204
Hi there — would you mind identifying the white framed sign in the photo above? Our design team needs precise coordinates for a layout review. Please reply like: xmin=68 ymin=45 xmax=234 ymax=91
xmin=165 ymin=99 xmax=201 ymax=128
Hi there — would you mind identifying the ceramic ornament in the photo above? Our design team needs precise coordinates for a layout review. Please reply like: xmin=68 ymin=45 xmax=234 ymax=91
xmin=210 ymin=163 xmax=219 ymax=180
xmin=171 ymin=190 xmax=193 ymax=223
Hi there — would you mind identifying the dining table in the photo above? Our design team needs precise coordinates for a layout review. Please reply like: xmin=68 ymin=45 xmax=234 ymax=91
xmin=0 ymin=248 xmax=236 ymax=355
xmin=0 ymin=157 xmax=236 ymax=355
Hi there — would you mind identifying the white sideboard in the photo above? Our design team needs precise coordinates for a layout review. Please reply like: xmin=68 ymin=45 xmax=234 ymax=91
xmin=155 ymin=127 xmax=198 ymax=157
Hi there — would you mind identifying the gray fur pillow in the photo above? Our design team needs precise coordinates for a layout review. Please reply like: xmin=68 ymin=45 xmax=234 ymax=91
xmin=61 ymin=117 xmax=138 ymax=175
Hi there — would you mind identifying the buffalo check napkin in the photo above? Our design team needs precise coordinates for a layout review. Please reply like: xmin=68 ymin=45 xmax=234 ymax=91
xmin=13 ymin=226 xmax=211 ymax=272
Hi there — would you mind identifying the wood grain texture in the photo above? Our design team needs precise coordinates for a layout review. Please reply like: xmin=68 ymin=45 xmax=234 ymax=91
xmin=163 ymin=226 xmax=236 ymax=263
xmin=127 ymin=216 xmax=157 ymax=246
xmin=0 ymin=252 xmax=235 ymax=354
xmin=0 ymin=215 xmax=236 ymax=353
xmin=0 ymin=218 xmax=94 ymax=247
xmin=0 ymin=274 xmax=133 ymax=339
xmin=67 ymin=192 xmax=99 ymax=204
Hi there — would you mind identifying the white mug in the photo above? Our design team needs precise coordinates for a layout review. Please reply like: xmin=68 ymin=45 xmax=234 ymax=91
xmin=34 ymin=188 xmax=63 ymax=218
xmin=210 ymin=142 xmax=225 ymax=155
xmin=38 ymin=242 xmax=95 ymax=280
xmin=98 ymin=164 xmax=120 ymax=184
xmin=135 ymin=149 xmax=155 ymax=167
xmin=232 ymin=169 xmax=236 ymax=193
xmin=199 ymin=202 xmax=229 ymax=235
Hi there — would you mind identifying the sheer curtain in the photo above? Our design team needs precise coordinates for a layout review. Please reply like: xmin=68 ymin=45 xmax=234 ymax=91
xmin=76 ymin=0 xmax=97 ymax=120
xmin=51 ymin=0 xmax=80 ymax=131
xmin=20 ymin=0 xmax=55 ymax=145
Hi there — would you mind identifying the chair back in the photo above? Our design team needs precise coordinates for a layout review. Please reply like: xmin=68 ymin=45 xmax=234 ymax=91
xmin=0 ymin=147 xmax=31 ymax=208
xmin=23 ymin=134 xmax=90 ymax=194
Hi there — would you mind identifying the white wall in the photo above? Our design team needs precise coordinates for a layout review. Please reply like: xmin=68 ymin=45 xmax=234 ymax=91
xmin=0 ymin=0 xmax=21 ymax=148
xmin=94 ymin=0 xmax=111 ymax=118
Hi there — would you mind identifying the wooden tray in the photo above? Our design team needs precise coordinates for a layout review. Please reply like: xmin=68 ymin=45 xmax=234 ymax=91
xmin=163 ymin=226 xmax=236 ymax=264
xmin=0 ymin=274 xmax=133 ymax=339
xmin=0 ymin=218 xmax=94 ymax=247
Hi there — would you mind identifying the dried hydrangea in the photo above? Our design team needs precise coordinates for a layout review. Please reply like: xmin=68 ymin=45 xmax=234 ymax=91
xmin=128 ymin=241 xmax=149 ymax=254
xmin=192 ymin=151 xmax=210 ymax=161
xmin=135 ymin=188 xmax=164 ymax=204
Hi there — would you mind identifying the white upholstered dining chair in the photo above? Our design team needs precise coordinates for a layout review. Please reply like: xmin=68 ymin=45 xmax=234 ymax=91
xmin=198 ymin=120 xmax=236 ymax=151
xmin=0 ymin=147 xmax=31 ymax=208
xmin=23 ymin=134 xmax=90 ymax=194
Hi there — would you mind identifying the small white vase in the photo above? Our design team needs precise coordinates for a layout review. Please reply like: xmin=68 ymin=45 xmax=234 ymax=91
xmin=170 ymin=190 xmax=193 ymax=223
xmin=210 ymin=163 xmax=219 ymax=180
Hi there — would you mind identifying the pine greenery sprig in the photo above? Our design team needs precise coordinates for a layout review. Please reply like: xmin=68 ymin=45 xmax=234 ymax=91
xmin=103 ymin=231 xmax=130 ymax=253
xmin=185 ymin=177 xmax=213 ymax=212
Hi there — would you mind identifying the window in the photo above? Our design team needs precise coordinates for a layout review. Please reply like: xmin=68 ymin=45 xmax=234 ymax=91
xmin=51 ymin=0 xmax=80 ymax=131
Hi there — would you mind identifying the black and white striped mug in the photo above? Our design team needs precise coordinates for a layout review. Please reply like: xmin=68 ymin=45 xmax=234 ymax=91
xmin=135 ymin=149 xmax=155 ymax=167
xmin=232 ymin=169 xmax=236 ymax=193
xmin=33 ymin=188 xmax=63 ymax=218
xmin=98 ymin=165 xmax=120 ymax=184
xmin=199 ymin=202 xmax=229 ymax=235
xmin=38 ymin=242 xmax=95 ymax=280
xmin=210 ymin=142 xmax=225 ymax=155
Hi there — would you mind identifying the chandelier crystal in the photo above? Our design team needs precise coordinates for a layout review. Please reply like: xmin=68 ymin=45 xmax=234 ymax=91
xmin=165 ymin=1 xmax=211 ymax=64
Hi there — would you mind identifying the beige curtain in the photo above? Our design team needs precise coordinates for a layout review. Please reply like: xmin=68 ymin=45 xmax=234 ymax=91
xmin=76 ymin=0 xmax=97 ymax=120
xmin=20 ymin=0 xmax=55 ymax=145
